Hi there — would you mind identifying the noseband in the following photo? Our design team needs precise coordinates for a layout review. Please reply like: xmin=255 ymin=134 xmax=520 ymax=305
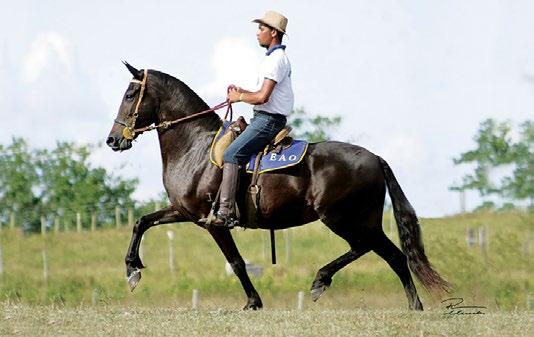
xmin=114 ymin=69 xmax=148 ymax=140
xmin=114 ymin=69 xmax=233 ymax=140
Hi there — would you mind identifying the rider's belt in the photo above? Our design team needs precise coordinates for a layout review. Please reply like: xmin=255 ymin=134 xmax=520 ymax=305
xmin=254 ymin=110 xmax=287 ymax=119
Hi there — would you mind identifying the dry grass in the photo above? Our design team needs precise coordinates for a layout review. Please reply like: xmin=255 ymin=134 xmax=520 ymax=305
xmin=1 ymin=303 xmax=531 ymax=337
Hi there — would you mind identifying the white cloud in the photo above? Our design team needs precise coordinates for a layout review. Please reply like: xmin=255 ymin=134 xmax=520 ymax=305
xmin=199 ymin=37 xmax=262 ymax=99
xmin=21 ymin=32 xmax=72 ymax=84
xmin=378 ymin=134 xmax=426 ymax=173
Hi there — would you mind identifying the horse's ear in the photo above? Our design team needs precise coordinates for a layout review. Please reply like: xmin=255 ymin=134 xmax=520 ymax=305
xmin=122 ymin=61 xmax=143 ymax=80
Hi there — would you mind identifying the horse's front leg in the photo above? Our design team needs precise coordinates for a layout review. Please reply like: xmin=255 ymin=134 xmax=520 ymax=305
xmin=207 ymin=227 xmax=263 ymax=310
xmin=125 ymin=206 xmax=187 ymax=291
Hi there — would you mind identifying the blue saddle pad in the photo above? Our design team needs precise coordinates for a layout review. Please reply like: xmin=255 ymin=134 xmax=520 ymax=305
xmin=215 ymin=121 xmax=232 ymax=142
xmin=246 ymin=140 xmax=308 ymax=174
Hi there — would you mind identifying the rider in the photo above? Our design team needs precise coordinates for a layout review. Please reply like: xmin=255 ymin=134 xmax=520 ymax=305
xmin=210 ymin=10 xmax=294 ymax=227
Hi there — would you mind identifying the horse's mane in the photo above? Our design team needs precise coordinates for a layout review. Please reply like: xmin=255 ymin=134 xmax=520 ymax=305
xmin=148 ymin=70 xmax=222 ymax=131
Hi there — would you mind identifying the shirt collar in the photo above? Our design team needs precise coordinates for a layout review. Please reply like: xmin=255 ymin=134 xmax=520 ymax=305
xmin=266 ymin=44 xmax=286 ymax=56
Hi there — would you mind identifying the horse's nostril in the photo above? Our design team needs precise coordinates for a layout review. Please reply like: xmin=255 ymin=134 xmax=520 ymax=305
xmin=106 ymin=137 xmax=116 ymax=146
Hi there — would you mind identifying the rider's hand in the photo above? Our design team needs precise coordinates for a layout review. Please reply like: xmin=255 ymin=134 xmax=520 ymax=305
xmin=227 ymin=88 xmax=241 ymax=103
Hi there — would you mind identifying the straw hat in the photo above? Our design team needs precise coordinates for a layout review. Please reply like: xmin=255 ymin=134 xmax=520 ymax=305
xmin=252 ymin=11 xmax=288 ymax=34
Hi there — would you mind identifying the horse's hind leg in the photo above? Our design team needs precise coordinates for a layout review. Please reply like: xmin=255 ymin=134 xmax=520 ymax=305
xmin=372 ymin=233 xmax=423 ymax=310
xmin=311 ymin=246 xmax=370 ymax=301
xmin=208 ymin=227 xmax=263 ymax=310
xmin=125 ymin=206 xmax=186 ymax=291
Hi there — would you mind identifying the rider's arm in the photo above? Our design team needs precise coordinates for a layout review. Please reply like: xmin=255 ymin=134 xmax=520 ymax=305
xmin=228 ymin=78 xmax=276 ymax=105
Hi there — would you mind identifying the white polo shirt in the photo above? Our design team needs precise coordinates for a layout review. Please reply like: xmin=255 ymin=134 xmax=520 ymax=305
xmin=253 ymin=45 xmax=294 ymax=116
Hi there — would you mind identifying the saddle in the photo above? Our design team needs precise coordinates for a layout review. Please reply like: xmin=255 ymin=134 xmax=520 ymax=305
xmin=210 ymin=116 xmax=294 ymax=168
xmin=207 ymin=117 xmax=308 ymax=261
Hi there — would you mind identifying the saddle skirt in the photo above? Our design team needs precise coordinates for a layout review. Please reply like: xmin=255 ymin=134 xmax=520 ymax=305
xmin=209 ymin=119 xmax=308 ymax=174
xmin=245 ymin=140 xmax=308 ymax=173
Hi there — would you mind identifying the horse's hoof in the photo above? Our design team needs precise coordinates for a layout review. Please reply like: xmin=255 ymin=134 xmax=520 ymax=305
xmin=310 ymin=284 xmax=328 ymax=302
xmin=127 ymin=268 xmax=142 ymax=292
xmin=411 ymin=299 xmax=424 ymax=311
xmin=243 ymin=301 xmax=262 ymax=310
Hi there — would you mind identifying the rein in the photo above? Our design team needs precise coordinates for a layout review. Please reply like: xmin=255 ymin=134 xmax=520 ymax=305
xmin=116 ymin=69 xmax=233 ymax=140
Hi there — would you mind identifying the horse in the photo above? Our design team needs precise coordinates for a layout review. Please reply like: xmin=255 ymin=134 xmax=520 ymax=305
xmin=106 ymin=62 xmax=450 ymax=310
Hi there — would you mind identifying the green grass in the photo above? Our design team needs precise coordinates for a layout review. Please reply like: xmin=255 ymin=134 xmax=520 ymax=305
xmin=0 ymin=211 xmax=532 ymax=310
xmin=1 ymin=304 xmax=531 ymax=337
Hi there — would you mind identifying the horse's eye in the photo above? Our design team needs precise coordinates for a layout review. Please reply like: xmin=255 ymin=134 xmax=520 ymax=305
xmin=125 ymin=94 xmax=134 ymax=101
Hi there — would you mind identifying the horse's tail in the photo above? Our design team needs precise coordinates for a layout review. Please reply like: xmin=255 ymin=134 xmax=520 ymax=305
xmin=378 ymin=156 xmax=451 ymax=294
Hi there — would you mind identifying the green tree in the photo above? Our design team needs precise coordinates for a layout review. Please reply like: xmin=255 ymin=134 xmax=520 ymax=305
xmin=35 ymin=141 xmax=138 ymax=229
xmin=0 ymin=138 xmax=139 ymax=232
xmin=451 ymin=118 xmax=533 ymax=209
xmin=501 ymin=121 xmax=534 ymax=202
xmin=0 ymin=138 xmax=40 ymax=229
xmin=288 ymin=107 xmax=342 ymax=142
xmin=450 ymin=119 xmax=515 ymax=195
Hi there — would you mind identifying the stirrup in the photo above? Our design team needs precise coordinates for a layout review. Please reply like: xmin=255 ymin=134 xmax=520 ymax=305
xmin=210 ymin=212 xmax=239 ymax=228
xmin=198 ymin=212 xmax=238 ymax=229
xmin=198 ymin=212 xmax=217 ymax=226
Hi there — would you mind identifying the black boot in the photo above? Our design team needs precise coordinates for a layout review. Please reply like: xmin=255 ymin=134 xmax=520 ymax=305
xmin=199 ymin=163 xmax=240 ymax=228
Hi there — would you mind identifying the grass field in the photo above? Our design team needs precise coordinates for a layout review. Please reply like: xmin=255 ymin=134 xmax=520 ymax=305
xmin=1 ymin=303 xmax=531 ymax=337
xmin=0 ymin=210 xmax=532 ymax=312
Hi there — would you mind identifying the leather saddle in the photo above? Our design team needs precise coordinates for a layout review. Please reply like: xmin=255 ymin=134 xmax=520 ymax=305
xmin=211 ymin=116 xmax=293 ymax=168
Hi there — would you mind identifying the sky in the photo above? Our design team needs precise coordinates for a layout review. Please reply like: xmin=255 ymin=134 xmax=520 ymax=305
xmin=1 ymin=0 xmax=533 ymax=217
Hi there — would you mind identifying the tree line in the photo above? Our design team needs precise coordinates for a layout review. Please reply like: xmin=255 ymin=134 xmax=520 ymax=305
xmin=0 ymin=138 xmax=166 ymax=232
xmin=450 ymin=118 xmax=533 ymax=211
xmin=2 ymin=111 xmax=528 ymax=233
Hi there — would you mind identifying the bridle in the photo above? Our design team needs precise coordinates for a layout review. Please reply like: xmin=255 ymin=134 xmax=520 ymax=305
xmin=114 ymin=69 xmax=233 ymax=140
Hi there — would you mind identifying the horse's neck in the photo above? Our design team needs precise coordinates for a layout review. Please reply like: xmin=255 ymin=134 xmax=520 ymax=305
xmin=157 ymin=123 xmax=216 ymax=165
xmin=153 ymin=78 xmax=222 ymax=173
xmin=156 ymin=104 xmax=221 ymax=170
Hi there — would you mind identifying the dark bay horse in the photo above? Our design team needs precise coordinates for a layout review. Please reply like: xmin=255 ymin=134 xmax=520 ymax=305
xmin=106 ymin=63 xmax=449 ymax=310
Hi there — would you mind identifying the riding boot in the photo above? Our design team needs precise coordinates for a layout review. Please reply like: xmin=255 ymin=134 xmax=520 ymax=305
xmin=211 ymin=163 xmax=240 ymax=228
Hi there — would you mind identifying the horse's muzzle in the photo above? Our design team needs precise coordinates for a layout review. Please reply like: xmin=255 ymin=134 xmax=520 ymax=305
xmin=107 ymin=136 xmax=132 ymax=152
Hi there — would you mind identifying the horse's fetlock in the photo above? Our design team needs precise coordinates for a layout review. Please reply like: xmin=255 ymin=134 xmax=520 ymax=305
xmin=316 ymin=269 xmax=330 ymax=281
xmin=230 ymin=260 xmax=246 ymax=274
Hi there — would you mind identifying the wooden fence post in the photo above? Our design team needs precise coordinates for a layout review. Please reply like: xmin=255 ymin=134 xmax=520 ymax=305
xmin=54 ymin=217 xmax=60 ymax=233
xmin=42 ymin=250 xmax=48 ymax=282
xmin=128 ymin=208 xmax=134 ymax=227
xmin=9 ymin=212 xmax=15 ymax=229
xmin=466 ymin=227 xmax=476 ymax=248
xmin=167 ymin=230 xmax=175 ymax=273
xmin=92 ymin=289 xmax=98 ymax=306
xmin=192 ymin=289 xmax=199 ymax=309
xmin=115 ymin=207 xmax=121 ymax=229
xmin=297 ymin=291 xmax=305 ymax=310
xmin=91 ymin=213 xmax=97 ymax=232
xmin=40 ymin=216 xmax=46 ymax=236
xmin=76 ymin=212 xmax=82 ymax=232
